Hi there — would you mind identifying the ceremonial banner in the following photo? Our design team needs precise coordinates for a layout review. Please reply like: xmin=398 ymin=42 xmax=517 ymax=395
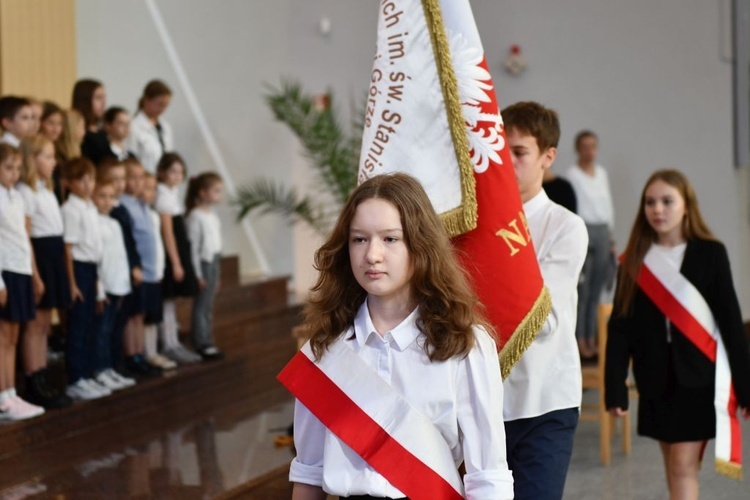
xmin=358 ymin=0 xmax=550 ymax=378
xmin=639 ymin=248 xmax=742 ymax=479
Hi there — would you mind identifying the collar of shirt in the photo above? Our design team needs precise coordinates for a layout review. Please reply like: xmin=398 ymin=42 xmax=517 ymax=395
xmin=67 ymin=192 xmax=93 ymax=210
xmin=1 ymin=132 xmax=20 ymax=148
xmin=523 ymin=188 xmax=550 ymax=219
xmin=0 ymin=184 xmax=20 ymax=203
xmin=349 ymin=299 xmax=421 ymax=351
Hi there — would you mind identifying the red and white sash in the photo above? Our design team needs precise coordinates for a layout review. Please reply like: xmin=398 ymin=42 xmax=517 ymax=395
xmin=639 ymin=247 xmax=742 ymax=479
xmin=277 ymin=336 xmax=465 ymax=499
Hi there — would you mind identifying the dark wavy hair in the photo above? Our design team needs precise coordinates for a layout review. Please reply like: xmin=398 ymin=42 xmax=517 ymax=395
xmin=305 ymin=172 xmax=490 ymax=362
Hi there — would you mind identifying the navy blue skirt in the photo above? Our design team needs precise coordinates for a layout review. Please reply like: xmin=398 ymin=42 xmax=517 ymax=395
xmin=0 ymin=271 xmax=36 ymax=322
xmin=162 ymin=215 xmax=199 ymax=299
xmin=31 ymin=236 xmax=72 ymax=310
xmin=142 ymin=281 xmax=163 ymax=325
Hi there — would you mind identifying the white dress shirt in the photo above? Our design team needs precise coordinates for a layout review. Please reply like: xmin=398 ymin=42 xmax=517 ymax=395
xmin=0 ymin=186 xmax=32 ymax=275
xmin=291 ymin=300 xmax=514 ymax=498
xmin=149 ymin=208 xmax=165 ymax=281
xmin=0 ymin=132 xmax=20 ymax=148
xmin=62 ymin=194 xmax=103 ymax=263
xmin=17 ymin=181 xmax=64 ymax=238
xmin=155 ymin=183 xmax=184 ymax=216
xmin=565 ymin=165 xmax=615 ymax=230
xmin=503 ymin=190 xmax=588 ymax=421
xmin=126 ymin=111 xmax=173 ymax=174
xmin=97 ymin=214 xmax=131 ymax=296
xmin=186 ymin=207 xmax=222 ymax=279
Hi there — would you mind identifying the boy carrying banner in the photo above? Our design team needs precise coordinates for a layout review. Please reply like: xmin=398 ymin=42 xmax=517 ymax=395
xmin=501 ymin=102 xmax=588 ymax=499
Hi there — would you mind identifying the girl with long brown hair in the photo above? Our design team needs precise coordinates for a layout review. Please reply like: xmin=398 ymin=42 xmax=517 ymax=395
xmin=127 ymin=80 xmax=174 ymax=173
xmin=605 ymin=169 xmax=750 ymax=499
xmin=289 ymin=173 xmax=513 ymax=499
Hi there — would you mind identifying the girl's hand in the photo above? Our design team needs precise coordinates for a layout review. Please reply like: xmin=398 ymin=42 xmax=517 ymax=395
xmin=33 ymin=276 xmax=45 ymax=304
xmin=173 ymin=263 xmax=185 ymax=282
xmin=96 ymin=298 xmax=108 ymax=315
xmin=71 ymin=285 xmax=84 ymax=303
xmin=132 ymin=267 xmax=143 ymax=286
xmin=609 ymin=407 xmax=627 ymax=417
xmin=741 ymin=407 xmax=750 ymax=420
xmin=198 ymin=278 xmax=207 ymax=290
xmin=0 ymin=288 xmax=7 ymax=308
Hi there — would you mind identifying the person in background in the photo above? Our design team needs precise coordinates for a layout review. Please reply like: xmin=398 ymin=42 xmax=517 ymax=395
xmin=52 ymin=109 xmax=86 ymax=203
xmin=606 ymin=170 xmax=750 ymax=500
xmin=62 ymin=157 xmax=110 ymax=400
xmin=72 ymin=79 xmax=108 ymax=163
xmin=91 ymin=178 xmax=136 ymax=391
xmin=0 ymin=96 xmax=34 ymax=147
xmin=17 ymin=135 xmax=72 ymax=409
xmin=565 ymin=130 xmax=615 ymax=360
xmin=139 ymin=173 xmax=176 ymax=371
xmin=155 ymin=153 xmax=200 ymax=364
xmin=40 ymin=102 xmax=65 ymax=144
xmin=542 ymin=167 xmax=577 ymax=213
xmin=26 ymin=97 xmax=43 ymax=136
xmin=0 ymin=143 xmax=45 ymax=420
xmin=87 ymin=107 xmax=136 ymax=165
xmin=127 ymin=80 xmax=174 ymax=173
xmin=185 ymin=172 xmax=224 ymax=360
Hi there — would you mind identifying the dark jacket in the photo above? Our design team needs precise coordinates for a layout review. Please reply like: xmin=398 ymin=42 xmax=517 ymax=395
xmin=605 ymin=238 xmax=750 ymax=410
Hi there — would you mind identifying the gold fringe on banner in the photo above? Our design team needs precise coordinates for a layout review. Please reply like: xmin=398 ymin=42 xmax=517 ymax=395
xmin=716 ymin=459 xmax=743 ymax=480
xmin=499 ymin=287 xmax=552 ymax=380
xmin=421 ymin=0 xmax=478 ymax=238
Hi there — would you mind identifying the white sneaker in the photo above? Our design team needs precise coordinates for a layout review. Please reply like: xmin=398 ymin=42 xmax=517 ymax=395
xmin=0 ymin=389 xmax=45 ymax=420
xmin=67 ymin=379 xmax=105 ymax=400
xmin=84 ymin=378 xmax=112 ymax=397
xmin=95 ymin=371 xmax=126 ymax=391
xmin=106 ymin=369 xmax=136 ymax=388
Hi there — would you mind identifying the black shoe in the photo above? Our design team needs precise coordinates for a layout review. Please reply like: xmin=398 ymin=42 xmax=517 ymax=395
xmin=25 ymin=370 xmax=73 ymax=409
xmin=126 ymin=355 xmax=162 ymax=378
xmin=198 ymin=346 xmax=224 ymax=361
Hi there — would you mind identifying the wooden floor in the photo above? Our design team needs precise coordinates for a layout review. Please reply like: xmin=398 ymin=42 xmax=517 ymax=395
xmin=0 ymin=256 xmax=303 ymax=499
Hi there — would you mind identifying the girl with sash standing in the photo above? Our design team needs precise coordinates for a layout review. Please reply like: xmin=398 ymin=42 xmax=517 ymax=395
xmin=605 ymin=170 xmax=750 ymax=499
xmin=283 ymin=173 xmax=513 ymax=500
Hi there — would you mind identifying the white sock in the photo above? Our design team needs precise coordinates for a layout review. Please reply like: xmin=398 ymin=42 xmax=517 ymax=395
xmin=0 ymin=389 xmax=11 ymax=404
xmin=162 ymin=301 xmax=179 ymax=349
xmin=144 ymin=325 xmax=158 ymax=358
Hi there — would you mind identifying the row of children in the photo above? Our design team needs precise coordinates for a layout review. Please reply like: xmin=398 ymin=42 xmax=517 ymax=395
xmin=0 ymin=130 xmax=226 ymax=421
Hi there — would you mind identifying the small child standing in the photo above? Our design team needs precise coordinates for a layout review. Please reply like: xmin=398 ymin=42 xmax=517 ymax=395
xmin=17 ymin=135 xmax=72 ymax=408
xmin=62 ymin=157 xmax=110 ymax=400
xmin=140 ymin=173 xmax=176 ymax=370
xmin=185 ymin=172 xmax=224 ymax=360
xmin=91 ymin=179 xmax=136 ymax=391
xmin=155 ymin=153 xmax=200 ymax=364
xmin=0 ymin=96 xmax=34 ymax=147
xmin=0 ymin=144 xmax=45 ymax=420
xmin=119 ymin=159 xmax=162 ymax=376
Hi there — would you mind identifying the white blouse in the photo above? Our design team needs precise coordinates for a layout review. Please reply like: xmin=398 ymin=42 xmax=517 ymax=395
xmin=565 ymin=164 xmax=615 ymax=229
xmin=62 ymin=194 xmax=103 ymax=263
xmin=0 ymin=186 xmax=32 ymax=275
xmin=290 ymin=301 xmax=514 ymax=499
xmin=186 ymin=207 xmax=222 ymax=279
xmin=17 ymin=181 xmax=64 ymax=238
xmin=97 ymin=214 xmax=131 ymax=296
xmin=126 ymin=111 xmax=174 ymax=174
xmin=503 ymin=190 xmax=588 ymax=420
xmin=155 ymin=183 xmax=184 ymax=216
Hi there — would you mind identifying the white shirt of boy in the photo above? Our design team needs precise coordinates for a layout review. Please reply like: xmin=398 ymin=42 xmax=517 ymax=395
xmin=503 ymin=190 xmax=588 ymax=421
xmin=0 ymin=132 xmax=20 ymax=148
xmin=565 ymin=165 xmax=615 ymax=230
xmin=186 ymin=208 xmax=222 ymax=279
xmin=126 ymin=111 xmax=173 ymax=174
xmin=292 ymin=300 xmax=514 ymax=499
xmin=97 ymin=213 xmax=131 ymax=297
xmin=155 ymin=183 xmax=184 ymax=216
xmin=0 ymin=185 xmax=32 ymax=275
xmin=62 ymin=193 xmax=103 ymax=263
xmin=17 ymin=181 xmax=64 ymax=238
xmin=148 ymin=208 xmax=165 ymax=282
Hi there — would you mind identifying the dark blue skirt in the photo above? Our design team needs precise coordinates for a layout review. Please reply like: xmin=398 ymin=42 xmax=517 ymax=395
xmin=0 ymin=271 xmax=36 ymax=322
xmin=162 ymin=215 xmax=199 ymax=299
xmin=142 ymin=281 xmax=163 ymax=325
xmin=31 ymin=236 xmax=72 ymax=310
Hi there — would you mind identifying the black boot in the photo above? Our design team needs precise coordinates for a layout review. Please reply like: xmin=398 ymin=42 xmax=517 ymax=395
xmin=25 ymin=369 xmax=73 ymax=409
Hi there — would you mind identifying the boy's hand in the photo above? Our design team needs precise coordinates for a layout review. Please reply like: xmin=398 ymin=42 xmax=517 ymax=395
xmin=0 ymin=288 xmax=6 ymax=308
xmin=33 ymin=276 xmax=45 ymax=304
xmin=71 ymin=285 xmax=84 ymax=303
xmin=173 ymin=263 xmax=185 ymax=282
xmin=132 ymin=267 xmax=143 ymax=286
xmin=609 ymin=407 xmax=627 ymax=417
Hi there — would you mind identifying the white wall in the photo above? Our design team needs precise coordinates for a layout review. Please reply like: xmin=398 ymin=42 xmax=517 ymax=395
xmin=77 ymin=1 xmax=750 ymax=314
